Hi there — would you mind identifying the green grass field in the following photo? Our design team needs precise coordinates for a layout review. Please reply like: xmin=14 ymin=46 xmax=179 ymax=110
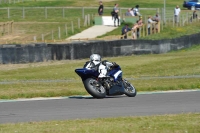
xmin=0 ymin=113 xmax=199 ymax=133
xmin=0 ymin=44 xmax=200 ymax=99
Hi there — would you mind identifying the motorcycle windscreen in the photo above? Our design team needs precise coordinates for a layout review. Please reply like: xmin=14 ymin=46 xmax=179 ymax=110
xmin=112 ymin=70 xmax=122 ymax=81
xmin=75 ymin=68 xmax=99 ymax=79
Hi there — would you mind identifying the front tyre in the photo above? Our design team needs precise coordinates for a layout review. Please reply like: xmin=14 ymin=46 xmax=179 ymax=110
xmin=123 ymin=79 xmax=137 ymax=97
xmin=83 ymin=78 xmax=106 ymax=98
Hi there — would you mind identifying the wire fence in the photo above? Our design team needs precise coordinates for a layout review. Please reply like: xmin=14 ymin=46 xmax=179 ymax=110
xmin=0 ymin=7 xmax=159 ymax=20
xmin=0 ymin=0 xmax=33 ymax=4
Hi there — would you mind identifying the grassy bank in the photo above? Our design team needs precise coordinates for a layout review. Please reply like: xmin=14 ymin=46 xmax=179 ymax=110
xmin=0 ymin=0 xmax=191 ymax=43
xmin=0 ymin=44 xmax=200 ymax=99
xmin=0 ymin=113 xmax=199 ymax=133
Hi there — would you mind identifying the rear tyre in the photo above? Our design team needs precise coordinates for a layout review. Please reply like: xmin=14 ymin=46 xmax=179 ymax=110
xmin=83 ymin=78 xmax=106 ymax=98
xmin=123 ymin=79 xmax=137 ymax=97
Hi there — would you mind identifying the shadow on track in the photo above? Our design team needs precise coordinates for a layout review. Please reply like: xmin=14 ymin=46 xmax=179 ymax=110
xmin=68 ymin=95 xmax=127 ymax=99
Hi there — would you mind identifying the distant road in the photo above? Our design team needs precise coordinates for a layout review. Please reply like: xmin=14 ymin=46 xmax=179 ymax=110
xmin=66 ymin=25 xmax=117 ymax=40
xmin=0 ymin=91 xmax=200 ymax=124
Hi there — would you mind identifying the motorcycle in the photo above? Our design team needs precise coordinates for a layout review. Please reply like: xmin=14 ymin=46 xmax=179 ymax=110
xmin=75 ymin=64 xmax=137 ymax=98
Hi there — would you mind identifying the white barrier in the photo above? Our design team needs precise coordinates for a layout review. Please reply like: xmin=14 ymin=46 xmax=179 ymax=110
xmin=102 ymin=16 xmax=121 ymax=26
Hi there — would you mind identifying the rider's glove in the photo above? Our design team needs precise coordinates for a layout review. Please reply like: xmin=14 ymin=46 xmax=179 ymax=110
xmin=112 ymin=62 xmax=118 ymax=67
xmin=112 ymin=62 xmax=116 ymax=66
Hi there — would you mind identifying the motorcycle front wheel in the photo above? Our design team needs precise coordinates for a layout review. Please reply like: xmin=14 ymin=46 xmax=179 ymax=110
xmin=123 ymin=79 xmax=137 ymax=97
xmin=83 ymin=78 xmax=106 ymax=98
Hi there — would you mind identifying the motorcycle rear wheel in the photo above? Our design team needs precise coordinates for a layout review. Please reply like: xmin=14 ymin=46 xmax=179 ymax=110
xmin=123 ymin=79 xmax=137 ymax=97
xmin=83 ymin=78 xmax=106 ymax=98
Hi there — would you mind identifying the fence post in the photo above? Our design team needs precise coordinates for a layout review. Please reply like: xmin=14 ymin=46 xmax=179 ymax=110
xmin=119 ymin=8 xmax=122 ymax=20
xmin=51 ymin=30 xmax=54 ymax=40
xmin=33 ymin=36 xmax=37 ymax=42
xmin=62 ymin=7 xmax=65 ymax=18
xmin=65 ymin=23 xmax=68 ymax=36
xmin=22 ymin=7 xmax=25 ymax=19
xmin=7 ymin=7 xmax=10 ymax=18
xmin=7 ymin=22 xmax=10 ymax=35
xmin=10 ymin=21 xmax=13 ymax=33
xmin=91 ymin=14 xmax=94 ymax=21
xmin=58 ymin=27 xmax=60 ymax=39
xmin=87 ymin=14 xmax=90 ymax=26
xmin=139 ymin=27 xmax=141 ymax=38
xmin=82 ymin=7 xmax=84 ymax=19
xmin=71 ymin=21 xmax=74 ymax=33
xmin=142 ymin=24 xmax=145 ymax=37
xmin=3 ymin=23 xmax=5 ymax=35
xmin=78 ymin=18 xmax=80 ymax=29
xmin=161 ymin=18 xmax=163 ymax=31
xmin=42 ymin=34 xmax=44 ymax=41
xmin=45 ymin=7 xmax=47 ymax=19
xmin=161 ymin=8 xmax=164 ymax=25
xmin=153 ymin=23 xmax=156 ymax=34
xmin=84 ymin=15 xmax=87 ymax=26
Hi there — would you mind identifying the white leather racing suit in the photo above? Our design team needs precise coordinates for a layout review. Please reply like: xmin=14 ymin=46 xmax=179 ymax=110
xmin=84 ymin=60 xmax=115 ymax=78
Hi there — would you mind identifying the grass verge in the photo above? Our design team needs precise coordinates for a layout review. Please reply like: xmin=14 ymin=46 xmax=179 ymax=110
xmin=0 ymin=113 xmax=199 ymax=133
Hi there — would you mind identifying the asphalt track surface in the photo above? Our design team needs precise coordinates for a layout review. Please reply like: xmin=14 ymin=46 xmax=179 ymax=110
xmin=0 ymin=90 xmax=200 ymax=124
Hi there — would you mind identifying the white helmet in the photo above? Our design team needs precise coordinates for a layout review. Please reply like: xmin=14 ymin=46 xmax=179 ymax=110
xmin=90 ymin=54 xmax=101 ymax=65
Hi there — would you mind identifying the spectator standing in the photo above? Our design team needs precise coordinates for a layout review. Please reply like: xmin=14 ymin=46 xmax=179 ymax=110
xmin=190 ymin=10 xmax=198 ymax=22
xmin=125 ymin=8 xmax=132 ymax=16
xmin=121 ymin=24 xmax=131 ymax=39
xmin=193 ymin=10 xmax=198 ymax=19
xmin=130 ymin=7 xmax=135 ymax=16
xmin=147 ymin=16 xmax=156 ymax=35
xmin=136 ymin=16 xmax=143 ymax=38
xmin=152 ymin=13 xmax=160 ymax=32
xmin=113 ymin=3 xmax=120 ymax=27
xmin=174 ymin=5 xmax=181 ymax=23
xmin=98 ymin=1 xmax=104 ymax=16
xmin=134 ymin=5 xmax=141 ymax=16
xmin=153 ymin=13 xmax=160 ymax=22
xmin=132 ymin=23 xmax=138 ymax=40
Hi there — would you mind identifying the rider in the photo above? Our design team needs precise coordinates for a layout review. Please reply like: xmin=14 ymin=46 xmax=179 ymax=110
xmin=84 ymin=54 xmax=118 ymax=79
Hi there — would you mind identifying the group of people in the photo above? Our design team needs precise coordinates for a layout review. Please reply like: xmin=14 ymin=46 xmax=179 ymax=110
xmin=121 ymin=13 xmax=160 ymax=39
xmin=125 ymin=5 xmax=141 ymax=17
xmin=121 ymin=15 xmax=143 ymax=39
xmin=98 ymin=2 xmax=198 ymax=39
xmin=174 ymin=5 xmax=199 ymax=23
xmin=98 ymin=2 xmax=141 ymax=27
xmin=99 ymin=1 xmax=120 ymax=27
